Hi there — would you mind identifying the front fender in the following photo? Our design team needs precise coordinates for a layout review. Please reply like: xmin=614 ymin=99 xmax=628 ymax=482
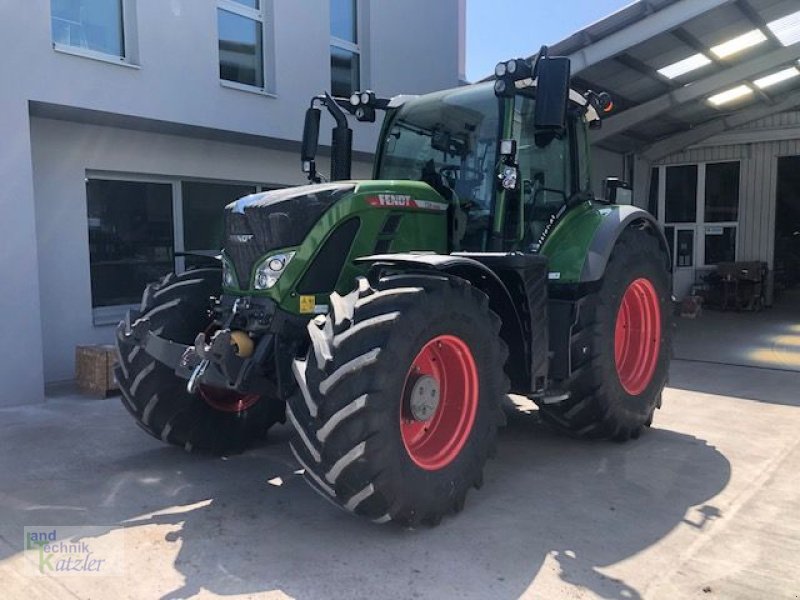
xmin=541 ymin=202 xmax=669 ymax=284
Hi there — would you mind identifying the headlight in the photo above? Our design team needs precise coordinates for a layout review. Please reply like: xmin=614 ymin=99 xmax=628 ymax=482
xmin=222 ymin=255 xmax=238 ymax=288
xmin=253 ymin=252 xmax=296 ymax=290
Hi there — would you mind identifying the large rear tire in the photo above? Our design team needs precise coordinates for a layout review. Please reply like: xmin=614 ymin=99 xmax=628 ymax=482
xmin=114 ymin=268 xmax=284 ymax=454
xmin=537 ymin=226 xmax=672 ymax=441
xmin=287 ymin=275 xmax=508 ymax=526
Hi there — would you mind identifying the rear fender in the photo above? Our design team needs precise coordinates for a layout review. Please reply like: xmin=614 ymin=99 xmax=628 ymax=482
xmin=581 ymin=207 xmax=671 ymax=282
xmin=355 ymin=253 xmax=532 ymax=393
xmin=542 ymin=203 xmax=670 ymax=284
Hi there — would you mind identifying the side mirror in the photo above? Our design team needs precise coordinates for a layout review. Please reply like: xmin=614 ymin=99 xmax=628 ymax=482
xmin=534 ymin=55 xmax=570 ymax=133
xmin=603 ymin=177 xmax=632 ymax=205
xmin=301 ymin=107 xmax=321 ymax=162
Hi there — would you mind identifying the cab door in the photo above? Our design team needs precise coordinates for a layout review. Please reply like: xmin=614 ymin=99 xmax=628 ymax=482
xmin=510 ymin=92 xmax=578 ymax=252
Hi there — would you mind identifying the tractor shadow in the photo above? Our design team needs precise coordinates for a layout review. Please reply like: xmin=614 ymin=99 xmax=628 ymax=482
xmin=0 ymin=398 xmax=731 ymax=600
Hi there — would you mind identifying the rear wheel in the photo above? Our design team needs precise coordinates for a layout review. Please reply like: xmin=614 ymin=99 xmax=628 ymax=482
xmin=114 ymin=268 xmax=284 ymax=454
xmin=537 ymin=226 xmax=672 ymax=440
xmin=287 ymin=275 xmax=508 ymax=526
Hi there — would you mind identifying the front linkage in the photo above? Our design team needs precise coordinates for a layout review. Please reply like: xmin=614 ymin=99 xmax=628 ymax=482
xmin=118 ymin=295 xmax=279 ymax=399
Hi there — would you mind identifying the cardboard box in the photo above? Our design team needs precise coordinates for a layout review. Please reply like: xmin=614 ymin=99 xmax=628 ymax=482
xmin=75 ymin=345 xmax=119 ymax=398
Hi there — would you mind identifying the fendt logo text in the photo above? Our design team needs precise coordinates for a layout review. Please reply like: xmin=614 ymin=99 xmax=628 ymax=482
xmin=366 ymin=195 xmax=447 ymax=211
xmin=369 ymin=194 xmax=413 ymax=207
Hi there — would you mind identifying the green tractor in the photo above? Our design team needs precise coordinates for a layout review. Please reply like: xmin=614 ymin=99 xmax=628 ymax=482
xmin=116 ymin=48 xmax=672 ymax=526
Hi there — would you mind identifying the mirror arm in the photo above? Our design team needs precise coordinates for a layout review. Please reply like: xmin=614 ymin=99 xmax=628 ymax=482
xmin=322 ymin=92 xmax=353 ymax=181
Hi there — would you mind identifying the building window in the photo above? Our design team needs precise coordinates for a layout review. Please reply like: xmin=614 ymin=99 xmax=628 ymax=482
xmin=51 ymin=0 xmax=125 ymax=58
xmin=704 ymin=225 xmax=737 ymax=265
xmin=704 ymin=161 xmax=740 ymax=222
xmin=87 ymin=179 xmax=174 ymax=308
xmin=330 ymin=0 xmax=360 ymax=97
xmin=665 ymin=165 xmax=698 ymax=223
xmin=218 ymin=0 xmax=265 ymax=89
xmin=87 ymin=177 xmax=282 ymax=317
xmin=658 ymin=161 xmax=740 ymax=276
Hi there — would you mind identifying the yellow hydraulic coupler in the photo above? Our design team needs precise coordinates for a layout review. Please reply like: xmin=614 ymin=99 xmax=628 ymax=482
xmin=229 ymin=330 xmax=254 ymax=358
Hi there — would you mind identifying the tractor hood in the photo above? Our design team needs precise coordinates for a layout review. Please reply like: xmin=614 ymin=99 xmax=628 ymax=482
xmin=224 ymin=182 xmax=355 ymax=285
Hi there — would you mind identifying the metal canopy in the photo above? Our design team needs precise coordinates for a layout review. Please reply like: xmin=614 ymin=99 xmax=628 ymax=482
xmin=534 ymin=0 xmax=800 ymax=160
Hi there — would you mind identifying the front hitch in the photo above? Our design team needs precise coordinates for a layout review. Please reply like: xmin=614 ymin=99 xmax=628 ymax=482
xmin=117 ymin=312 xmax=277 ymax=397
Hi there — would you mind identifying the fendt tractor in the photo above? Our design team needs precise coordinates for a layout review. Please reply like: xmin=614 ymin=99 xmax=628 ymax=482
xmin=116 ymin=47 xmax=672 ymax=526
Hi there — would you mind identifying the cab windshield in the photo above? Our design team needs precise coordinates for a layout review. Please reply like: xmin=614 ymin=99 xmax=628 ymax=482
xmin=375 ymin=83 xmax=500 ymax=250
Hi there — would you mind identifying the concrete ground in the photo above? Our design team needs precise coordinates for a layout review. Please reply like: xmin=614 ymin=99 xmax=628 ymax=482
xmin=675 ymin=289 xmax=800 ymax=372
xmin=2 ymin=318 xmax=800 ymax=598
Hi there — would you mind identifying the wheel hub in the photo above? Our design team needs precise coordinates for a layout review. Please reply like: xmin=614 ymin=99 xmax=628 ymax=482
xmin=407 ymin=375 xmax=440 ymax=422
xmin=614 ymin=277 xmax=662 ymax=396
xmin=400 ymin=335 xmax=479 ymax=471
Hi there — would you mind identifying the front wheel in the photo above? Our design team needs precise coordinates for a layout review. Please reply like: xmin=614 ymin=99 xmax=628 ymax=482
xmin=114 ymin=268 xmax=284 ymax=454
xmin=287 ymin=275 xmax=508 ymax=526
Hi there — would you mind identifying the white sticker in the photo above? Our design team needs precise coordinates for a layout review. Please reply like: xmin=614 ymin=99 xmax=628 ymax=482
xmin=548 ymin=272 xmax=561 ymax=280
xmin=313 ymin=304 xmax=329 ymax=314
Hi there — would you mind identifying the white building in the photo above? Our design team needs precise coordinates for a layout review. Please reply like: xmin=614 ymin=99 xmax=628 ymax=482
xmin=0 ymin=0 xmax=466 ymax=406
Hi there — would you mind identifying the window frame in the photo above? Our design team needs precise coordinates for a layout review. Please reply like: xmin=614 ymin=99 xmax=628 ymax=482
xmin=663 ymin=164 xmax=698 ymax=224
xmin=330 ymin=0 xmax=362 ymax=96
xmin=217 ymin=0 xmax=270 ymax=92
xmin=704 ymin=161 xmax=741 ymax=223
xmin=50 ymin=0 xmax=138 ymax=66
xmin=85 ymin=172 xmax=177 ymax=324
xmin=86 ymin=171 xmax=282 ymax=324
xmin=655 ymin=160 xmax=741 ymax=270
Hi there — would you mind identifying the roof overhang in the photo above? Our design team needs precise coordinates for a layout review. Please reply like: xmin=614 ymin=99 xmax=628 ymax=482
xmin=498 ymin=0 xmax=800 ymax=160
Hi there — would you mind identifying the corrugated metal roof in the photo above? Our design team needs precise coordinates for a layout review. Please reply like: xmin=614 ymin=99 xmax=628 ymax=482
xmin=494 ymin=0 xmax=800 ymax=160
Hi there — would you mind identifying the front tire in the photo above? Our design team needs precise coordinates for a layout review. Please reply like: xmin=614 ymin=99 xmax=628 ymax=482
xmin=287 ymin=275 xmax=508 ymax=526
xmin=114 ymin=268 xmax=284 ymax=454
xmin=537 ymin=226 xmax=672 ymax=440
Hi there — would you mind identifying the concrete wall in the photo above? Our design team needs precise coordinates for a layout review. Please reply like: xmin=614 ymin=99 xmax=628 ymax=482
xmin=1 ymin=1 xmax=462 ymax=154
xmin=0 ymin=9 xmax=45 ymax=406
xmin=0 ymin=1 xmax=463 ymax=402
xmin=0 ymin=100 xmax=45 ymax=406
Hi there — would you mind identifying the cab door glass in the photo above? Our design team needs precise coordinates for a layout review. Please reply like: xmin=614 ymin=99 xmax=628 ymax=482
xmin=514 ymin=93 xmax=571 ymax=248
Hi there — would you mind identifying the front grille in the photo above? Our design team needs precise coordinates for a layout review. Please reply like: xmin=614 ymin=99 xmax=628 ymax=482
xmin=223 ymin=183 xmax=354 ymax=286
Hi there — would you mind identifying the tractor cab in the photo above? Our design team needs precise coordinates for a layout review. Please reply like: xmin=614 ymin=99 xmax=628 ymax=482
xmin=303 ymin=47 xmax=610 ymax=254
xmin=372 ymin=81 xmax=602 ymax=254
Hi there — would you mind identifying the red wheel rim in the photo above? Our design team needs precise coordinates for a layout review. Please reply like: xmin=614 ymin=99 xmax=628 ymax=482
xmin=614 ymin=278 xmax=662 ymax=396
xmin=197 ymin=325 xmax=260 ymax=413
xmin=400 ymin=335 xmax=479 ymax=471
